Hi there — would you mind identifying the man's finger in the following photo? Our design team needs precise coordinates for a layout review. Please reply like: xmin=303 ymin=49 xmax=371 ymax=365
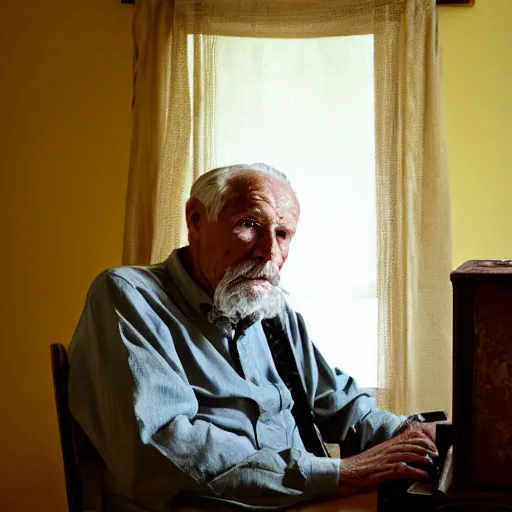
xmin=389 ymin=442 xmax=438 ymax=457
xmin=395 ymin=432 xmax=437 ymax=452
xmin=371 ymin=462 xmax=430 ymax=485
xmin=386 ymin=452 xmax=435 ymax=466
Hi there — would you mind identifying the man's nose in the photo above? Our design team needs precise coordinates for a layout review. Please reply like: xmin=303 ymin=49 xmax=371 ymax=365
xmin=253 ymin=230 xmax=283 ymax=268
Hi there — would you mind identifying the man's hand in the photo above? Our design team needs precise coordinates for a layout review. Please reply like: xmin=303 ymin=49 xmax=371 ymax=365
xmin=410 ymin=419 xmax=451 ymax=442
xmin=401 ymin=420 xmax=437 ymax=441
xmin=337 ymin=426 xmax=438 ymax=496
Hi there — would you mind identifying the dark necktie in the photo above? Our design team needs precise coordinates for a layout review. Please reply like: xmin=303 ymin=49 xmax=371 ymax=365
xmin=199 ymin=302 xmax=257 ymax=377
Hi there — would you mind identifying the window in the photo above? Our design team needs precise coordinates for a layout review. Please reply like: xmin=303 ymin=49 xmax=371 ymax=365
xmin=210 ymin=36 xmax=377 ymax=387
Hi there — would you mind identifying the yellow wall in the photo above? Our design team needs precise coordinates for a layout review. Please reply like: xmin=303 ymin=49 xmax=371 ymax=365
xmin=439 ymin=0 xmax=512 ymax=267
xmin=0 ymin=1 xmax=132 ymax=511
xmin=0 ymin=0 xmax=511 ymax=511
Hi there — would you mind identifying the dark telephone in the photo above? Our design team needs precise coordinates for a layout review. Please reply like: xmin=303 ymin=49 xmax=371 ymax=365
xmin=378 ymin=421 xmax=453 ymax=512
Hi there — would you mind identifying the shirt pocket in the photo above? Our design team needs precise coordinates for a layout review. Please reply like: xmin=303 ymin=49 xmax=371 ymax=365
xmin=194 ymin=393 xmax=260 ymax=446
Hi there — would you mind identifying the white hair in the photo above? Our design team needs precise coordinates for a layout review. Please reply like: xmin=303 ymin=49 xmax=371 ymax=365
xmin=189 ymin=163 xmax=293 ymax=221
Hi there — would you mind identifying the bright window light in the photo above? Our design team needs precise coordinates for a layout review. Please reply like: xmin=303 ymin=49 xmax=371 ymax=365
xmin=210 ymin=35 xmax=377 ymax=388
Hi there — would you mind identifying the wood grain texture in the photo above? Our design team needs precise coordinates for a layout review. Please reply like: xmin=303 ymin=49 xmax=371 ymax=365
xmin=450 ymin=261 xmax=512 ymax=494
xmin=473 ymin=284 xmax=512 ymax=489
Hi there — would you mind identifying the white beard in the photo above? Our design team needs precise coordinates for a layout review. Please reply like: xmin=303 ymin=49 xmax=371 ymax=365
xmin=209 ymin=260 xmax=286 ymax=327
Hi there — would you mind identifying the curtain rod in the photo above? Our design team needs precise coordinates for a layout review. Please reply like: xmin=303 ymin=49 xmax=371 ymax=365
xmin=121 ymin=0 xmax=475 ymax=5
xmin=437 ymin=0 xmax=474 ymax=5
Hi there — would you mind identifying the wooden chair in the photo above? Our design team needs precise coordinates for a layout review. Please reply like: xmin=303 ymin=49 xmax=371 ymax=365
xmin=50 ymin=343 xmax=103 ymax=512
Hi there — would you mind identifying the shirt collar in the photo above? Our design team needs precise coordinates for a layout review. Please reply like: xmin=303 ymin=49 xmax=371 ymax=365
xmin=164 ymin=247 xmax=213 ymax=314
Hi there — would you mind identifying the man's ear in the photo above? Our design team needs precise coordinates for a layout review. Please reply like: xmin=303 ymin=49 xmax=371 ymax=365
xmin=185 ymin=198 xmax=207 ymax=240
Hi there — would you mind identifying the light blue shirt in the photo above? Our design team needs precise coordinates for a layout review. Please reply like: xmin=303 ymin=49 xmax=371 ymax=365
xmin=68 ymin=249 xmax=403 ymax=511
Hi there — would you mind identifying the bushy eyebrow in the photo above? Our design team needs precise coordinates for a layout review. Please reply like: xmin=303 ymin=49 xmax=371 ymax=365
xmin=237 ymin=207 xmax=264 ymax=219
xmin=233 ymin=211 xmax=297 ymax=234
xmin=226 ymin=194 xmax=299 ymax=232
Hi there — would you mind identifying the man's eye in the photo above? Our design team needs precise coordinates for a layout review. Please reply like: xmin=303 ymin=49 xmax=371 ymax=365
xmin=276 ymin=230 xmax=288 ymax=240
xmin=239 ymin=219 xmax=259 ymax=229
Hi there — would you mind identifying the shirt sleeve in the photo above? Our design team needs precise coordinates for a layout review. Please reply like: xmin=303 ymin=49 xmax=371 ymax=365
xmin=68 ymin=271 xmax=340 ymax=510
xmin=286 ymin=310 xmax=405 ymax=457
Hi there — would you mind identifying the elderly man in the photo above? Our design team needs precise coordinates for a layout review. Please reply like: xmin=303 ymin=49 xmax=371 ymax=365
xmin=69 ymin=163 xmax=438 ymax=512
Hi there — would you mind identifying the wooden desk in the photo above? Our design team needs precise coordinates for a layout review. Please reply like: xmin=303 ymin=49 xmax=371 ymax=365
xmin=294 ymin=493 xmax=376 ymax=512
xmin=177 ymin=493 xmax=377 ymax=512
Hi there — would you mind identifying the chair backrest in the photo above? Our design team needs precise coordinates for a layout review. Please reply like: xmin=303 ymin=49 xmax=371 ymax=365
xmin=50 ymin=343 xmax=103 ymax=512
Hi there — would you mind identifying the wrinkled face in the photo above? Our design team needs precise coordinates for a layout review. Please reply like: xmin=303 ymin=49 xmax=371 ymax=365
xmin=186 ymin=171 xmax=300 ymax=307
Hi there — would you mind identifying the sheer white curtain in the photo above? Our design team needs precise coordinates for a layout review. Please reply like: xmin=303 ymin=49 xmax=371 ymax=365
xmin=124 ymin=0 xmax=452 ymax=416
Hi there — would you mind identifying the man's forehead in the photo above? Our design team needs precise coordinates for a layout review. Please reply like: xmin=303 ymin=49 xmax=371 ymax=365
xmin=225 ymin=171 xmax=298 ymax=211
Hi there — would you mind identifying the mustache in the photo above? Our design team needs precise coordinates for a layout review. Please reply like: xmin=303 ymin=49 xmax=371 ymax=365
xmin=226 ymin=260 xmax=281 ymax=287
xmin=210 ymin=259 xmax=288 ymax=328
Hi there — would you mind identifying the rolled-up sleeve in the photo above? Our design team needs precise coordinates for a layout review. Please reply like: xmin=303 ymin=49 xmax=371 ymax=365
xmin=68 ymin=272 xmax=340 ymax=510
